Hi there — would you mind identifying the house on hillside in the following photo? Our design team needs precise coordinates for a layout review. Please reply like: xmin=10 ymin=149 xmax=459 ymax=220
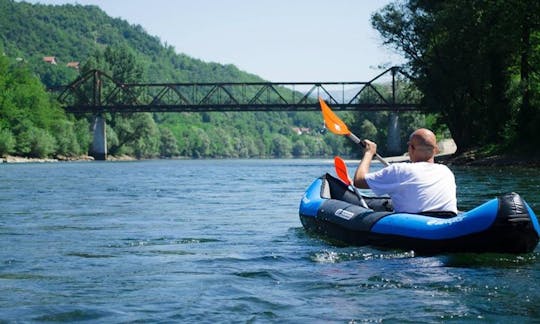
xmin=292 ymin=127 xmax=311 ymax=135
xmin=43 ymin=56 xmax=57 ymax=65
xmin=66 ymin=61 xmax=79 ymax=69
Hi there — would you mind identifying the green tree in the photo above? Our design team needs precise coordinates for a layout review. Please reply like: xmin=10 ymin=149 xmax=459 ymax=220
xmin=270 ymin=134 xmax=292 ymax=158
xmin=359 ymin=119 xmax=378 ymax=142
xmin=53 ymin=120 xmax=81 ymax=156
xmin=73 ymin=118 xmax=91 ymax=155
xmin=292 ymin=140 xmax=308 ymax=157
xmin=131 ymin=113 xmax=160 ymax=158
xmin=0 ymin=54 xmax=84 ymax=158
xmin=372 ymin=0 xmax=540 ymax=152
xmin=159 ymin=127 xmax=179 ymax=157
xmin=17 ymin=126 xmax=57 ymax=158
xmin=0 ymin=127 xmax=15 ymax=156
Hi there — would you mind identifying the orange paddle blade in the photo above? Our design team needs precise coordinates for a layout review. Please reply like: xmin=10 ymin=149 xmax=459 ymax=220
xmin=334 ymin=156 xmax=352 ymax=185
xmin=319 ymin=97 xmax=350 ymax=135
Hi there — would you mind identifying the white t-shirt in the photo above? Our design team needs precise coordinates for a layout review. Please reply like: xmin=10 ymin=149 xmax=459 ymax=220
xmin=365 ymin=162 xmax=457 ymax=214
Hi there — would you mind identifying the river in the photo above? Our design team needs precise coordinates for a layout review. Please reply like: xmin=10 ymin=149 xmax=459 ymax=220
xmin=1 ymin=159 xmax=539 ymax=322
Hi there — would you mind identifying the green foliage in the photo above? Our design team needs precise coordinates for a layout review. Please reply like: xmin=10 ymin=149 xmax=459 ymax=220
xmin=51 ymin=119 xmax=82 ymax=156
xmin=270 ymin=134 xmax=293 ymax=158
xmin=130 ymin=113 xmax=160 ymax=159
xmin=73 ymin=118 xmax=91 ymax=154
xmin=159 ymin=127 xmax=179 ymax=158
xmin=292 ymin=140 xmax=308 ymax=157
xmin=372 ymin=0 xmax=540 ymax=153
xmin=0 ymin=53 xmax=83 ymax=158
xmin=0 ymin=127 xmax=15 ymax=156
xmin=359 ymin=119 xmax=377 ymax=141
xmin=16 ymin=126 xmax=57 ymax=158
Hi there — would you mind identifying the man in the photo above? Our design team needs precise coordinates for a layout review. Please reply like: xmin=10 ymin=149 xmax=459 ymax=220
xmin=353 ymin=128 xmax=457 ymax=215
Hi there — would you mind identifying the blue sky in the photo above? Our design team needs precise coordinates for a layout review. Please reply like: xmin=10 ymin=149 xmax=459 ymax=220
xmin=25 ymin=0 xmax=402 ymax=82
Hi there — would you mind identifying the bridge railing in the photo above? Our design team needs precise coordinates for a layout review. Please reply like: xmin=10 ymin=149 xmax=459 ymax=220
xmin=53 ymin=67 xmax=422 ymax=113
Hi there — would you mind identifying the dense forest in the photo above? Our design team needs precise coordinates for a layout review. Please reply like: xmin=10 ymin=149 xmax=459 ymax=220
xmin=372 ymin=0 xmax=540 ymax=154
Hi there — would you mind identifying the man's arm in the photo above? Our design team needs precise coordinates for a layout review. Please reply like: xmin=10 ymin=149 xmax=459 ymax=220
xmin=353 ymin=139 xmax=377 ymax=189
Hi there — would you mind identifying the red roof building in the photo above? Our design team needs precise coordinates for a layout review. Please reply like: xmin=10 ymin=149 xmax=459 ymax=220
xmin=66 ymin=61 xmax=79 ymax=69
xmin=43 ymin=56 xmax=57 ymax=64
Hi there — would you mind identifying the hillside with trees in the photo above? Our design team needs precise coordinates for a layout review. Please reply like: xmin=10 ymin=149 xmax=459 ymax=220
xmin=1 ymin=0 xmax=361 ymax=159
xmin=4 ymin=0 xmax=492 ymax=161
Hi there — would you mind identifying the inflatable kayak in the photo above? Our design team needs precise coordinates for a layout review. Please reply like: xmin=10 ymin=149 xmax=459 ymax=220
xmin=299 ymin=173 xmax=540 ymax=254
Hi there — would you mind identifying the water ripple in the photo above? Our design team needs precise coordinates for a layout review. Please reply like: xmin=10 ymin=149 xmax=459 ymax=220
xmin=65 ymin=252 xmax=116 ymax=258
xmin=310 ymin=249 xmax=416 ymax=263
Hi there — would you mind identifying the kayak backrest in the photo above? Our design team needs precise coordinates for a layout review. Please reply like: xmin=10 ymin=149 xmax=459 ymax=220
xmin=321 ymin=173 xmax=393 ymax=212
xmin=321 ymin=173 xmax=363 ymax=206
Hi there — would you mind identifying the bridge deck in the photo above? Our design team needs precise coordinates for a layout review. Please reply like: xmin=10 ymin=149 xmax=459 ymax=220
xmin=53 ymin=67 xmax=422 ymax=113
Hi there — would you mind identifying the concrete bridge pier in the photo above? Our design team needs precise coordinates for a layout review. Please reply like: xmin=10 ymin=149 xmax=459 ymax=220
xmin=90 ymin=114 xmax=107 ymax=160
xmin=386 ymin=112 xmax=402 ymax=156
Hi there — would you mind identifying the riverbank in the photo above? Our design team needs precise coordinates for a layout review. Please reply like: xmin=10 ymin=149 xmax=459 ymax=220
xmin=434 ymin=139 xmax=540 ymax=166
xmin=347 ymin=139 xmax=540 ymax=167
xmin=442 ymin=151 xmax=540 ymax=167
xmin=0 ymin=155 xmax=93 ymax=163
xmin=0 ymin=154 xmax=137 ymax=163
xmin=1 ymin=156 xmax=61 ymax=163
xmin=1 ymin=140 xmax=538 ymax=167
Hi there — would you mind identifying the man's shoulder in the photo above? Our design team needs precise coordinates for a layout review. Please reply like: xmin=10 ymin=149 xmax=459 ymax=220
xmin=390 ymin=161 xmax=413 ymax=170
xmin=398 ymin=161 xmax=452 ymax=173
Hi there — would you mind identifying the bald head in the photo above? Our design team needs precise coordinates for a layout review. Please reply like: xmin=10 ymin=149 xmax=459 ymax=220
xmin=408 ymin=128 xmax=439 ymax=162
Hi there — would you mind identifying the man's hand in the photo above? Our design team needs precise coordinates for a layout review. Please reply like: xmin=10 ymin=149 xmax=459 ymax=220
xmin=354 ymin=139 xmax=377 ymax=189
xmin=363 ymin=139 xmax=377 ymax=156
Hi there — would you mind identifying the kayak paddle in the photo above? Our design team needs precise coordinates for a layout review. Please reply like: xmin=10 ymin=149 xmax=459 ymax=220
xmin=319 ymin=97 xmax=389 ymax=167
xmin=334 ymin=156 xmax=369 ymax=209
xmin=334 ymin=155 xmax=352 ymax=185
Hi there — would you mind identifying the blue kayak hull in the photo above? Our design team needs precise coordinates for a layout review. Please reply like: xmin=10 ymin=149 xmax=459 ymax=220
xmin=299 ymin=174 xmax=540 ymax=254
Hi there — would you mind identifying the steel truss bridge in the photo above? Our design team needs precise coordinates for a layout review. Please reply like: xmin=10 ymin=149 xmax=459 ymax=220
xmin=53 ymin=66 xmax=422 ymax=113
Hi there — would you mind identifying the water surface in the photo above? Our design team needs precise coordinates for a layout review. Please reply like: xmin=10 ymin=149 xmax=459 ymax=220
xmin=1 ymin=159 xmax=539 ymax=322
